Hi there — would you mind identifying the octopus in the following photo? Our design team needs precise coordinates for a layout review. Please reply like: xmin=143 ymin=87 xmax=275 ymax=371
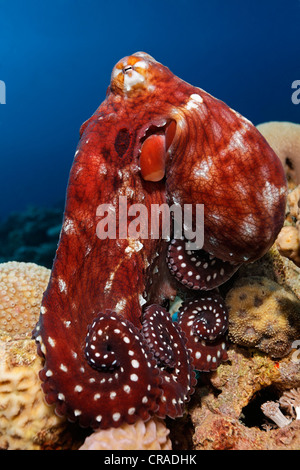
xmin=33 ymin=52 xmax=287 ymax=430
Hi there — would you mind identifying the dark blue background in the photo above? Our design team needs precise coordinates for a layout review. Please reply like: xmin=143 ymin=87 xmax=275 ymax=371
xmin=0 ymin=0 xmax=299 ymax=220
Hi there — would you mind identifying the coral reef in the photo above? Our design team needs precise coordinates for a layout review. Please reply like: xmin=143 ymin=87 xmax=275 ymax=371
xmin=79 ymin=418 xmax=172 ymax=450
xmin=0 ymin=261 xmax=82 ymax=450
xmin=0 ymin=205 xmax=63 ymax=268
xmin=257 ymin=121 xmax=300 ymax=188
xmin=276 ymin=185 xmax=300 ymax=267
xmin=236 ymin=243 xmax=300 ymax=302
xmin=226 ymin=276 xmax=300 ymax=358
xmin=188 ymin=345 xmax=300 ymax=450
xmin=0 ymin=118 xmax=299 ymax=449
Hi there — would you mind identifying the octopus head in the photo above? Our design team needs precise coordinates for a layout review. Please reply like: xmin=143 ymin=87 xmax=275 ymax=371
xmin=110 ymin=52 xmax=158 ymax=96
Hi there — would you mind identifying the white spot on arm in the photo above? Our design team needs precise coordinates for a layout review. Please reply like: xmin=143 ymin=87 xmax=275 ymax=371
xmin=114 ymin=298 xmax=127 ymax=313
xmin=48 ymin=336 xmax=56 ymax=347
xmin=58 ymin=278 xmax=67 ymax=294
xmin=125 ymin=239 xmax=144 ymax=254
xmin=63 ymin=217 xmax=76 ymax=235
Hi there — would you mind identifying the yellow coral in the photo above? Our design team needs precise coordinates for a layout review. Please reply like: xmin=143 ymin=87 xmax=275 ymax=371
xmin=0 ymin=261 xmax=50 ymax=336
xmin=257 ymin=121 xmax=300 ymax=187
xmin=276 ymin=226 xmax=300 ymax=267
xmin=79 ymin=418 xmax=172 ymax=450
xmin=0 ymin=261 xmax=78 ymax=450
xmin=226 ymin=276 xmax=300 ymax=358
xmin=276 ymin=186 xmax=300 ymax=267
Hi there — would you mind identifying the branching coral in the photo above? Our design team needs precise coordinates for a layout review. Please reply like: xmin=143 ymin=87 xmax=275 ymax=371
xmin=79 ymin=418 xmax=172 ymax=450
xmin=226 ymin=276 xmax=300 ymax=358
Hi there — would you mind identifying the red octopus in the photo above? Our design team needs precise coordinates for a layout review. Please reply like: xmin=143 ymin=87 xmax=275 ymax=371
xmin=33 ymin=52 xmax=287 ymax=429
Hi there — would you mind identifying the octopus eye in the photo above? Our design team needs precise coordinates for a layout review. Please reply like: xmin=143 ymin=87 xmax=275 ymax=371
xmin=123 ymin=65 xmax=133 ymax=73
xmin=110 ymin=55 xmax=150 ymax=96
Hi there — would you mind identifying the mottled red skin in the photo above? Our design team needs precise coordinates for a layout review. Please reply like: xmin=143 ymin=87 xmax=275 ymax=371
xmin=33 ymin=52 xmax=287 ymax=429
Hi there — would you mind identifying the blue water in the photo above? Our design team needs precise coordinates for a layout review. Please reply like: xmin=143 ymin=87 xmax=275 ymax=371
xmin=0 ymin=0 xmax=299 ymax=220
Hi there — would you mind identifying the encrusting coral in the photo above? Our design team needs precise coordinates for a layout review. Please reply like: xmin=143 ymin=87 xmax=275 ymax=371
xmin=226 ymin=276 xmax=300 ymax=358
xmin=0 ymin=261 xmax=80 ymax=450
xmin=79 ymin=418 xmax=172 ymax=450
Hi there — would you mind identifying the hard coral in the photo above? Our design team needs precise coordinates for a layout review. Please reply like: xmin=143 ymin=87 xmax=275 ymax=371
xmin=79 ymin=418 xmax=172 ymax=450
xmin=257 ymin=121 xmax=300 ymax=188
xmin=276 ymin=185 xmax=300 ymax=267
xmin=236 ymin=243 xmax=300 ymax=301
xmin=0 ymin=261 xmax=50 ymax=336
xmin=226 ymin=276 xmax=300 ymax=358
xmin=0 ymin=261 xmax=79 ymax=450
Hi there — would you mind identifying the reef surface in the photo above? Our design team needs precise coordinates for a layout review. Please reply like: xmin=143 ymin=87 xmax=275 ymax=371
xmin=0 ymin=120 xmax=300 ymax=450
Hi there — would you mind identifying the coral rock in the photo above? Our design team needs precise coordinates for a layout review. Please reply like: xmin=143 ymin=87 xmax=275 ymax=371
xmin=226 ymin=276 xmax=300 ymax=358
xmin=0 ymin=261 xmax=80 ymax=450
xmin=237 ymin=243 xmax=300 ymax=301
xmin=192 ymin=407 xmax=300 ymax=450
xmin=79 ymin=418 xmax=172 ymax=450
xmin=190 ymin=344 xmax=300 ymax=450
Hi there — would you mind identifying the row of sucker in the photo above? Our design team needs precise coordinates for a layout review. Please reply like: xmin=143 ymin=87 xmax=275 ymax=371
xmin=167 ymin=238 xmax=240 ymax=290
